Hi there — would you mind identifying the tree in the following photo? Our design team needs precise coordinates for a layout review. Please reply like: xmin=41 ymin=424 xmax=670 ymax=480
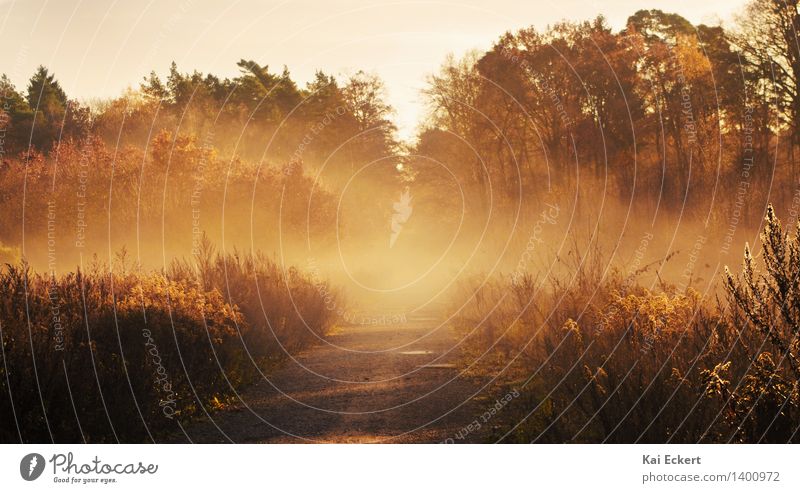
xmin=26 ymin=66 xmax=69 ymax=150
xmin=622 ymin=11 xmax=728 ymax=205
xmin=141 ymin=71 xmax=169 ymax=101
xmin=236 ymin=59 xmax=302 ymax=118
xmin=341 ymin=71 xmax=394 ymax=133
xmin=733 ymin=0 xmax=800 ymax=178
xmin=26 ymin=65 xmax=67 ymax=110
xmin=340 ymin=71 xmax=397 ymax=163
xmin=566 ymin=17 xmax=644 ymax=187
xmin=0 ymin=75 xmax=34 ymax=155
xmin=423 ymin=52 xmax=492 ymax=207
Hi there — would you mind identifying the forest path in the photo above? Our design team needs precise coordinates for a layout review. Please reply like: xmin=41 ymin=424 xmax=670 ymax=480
xmin=179 ymin=305 xmax=493 ymax=443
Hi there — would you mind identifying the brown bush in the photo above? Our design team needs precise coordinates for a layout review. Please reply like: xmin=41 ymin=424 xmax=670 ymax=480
xmin=453 ymin=216 xmax=799 ymax=443
xmin=0 ymin=246 xmax=337 ymax=443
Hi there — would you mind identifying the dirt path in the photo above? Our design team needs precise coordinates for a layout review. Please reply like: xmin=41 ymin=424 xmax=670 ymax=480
xmin=179 ymin=307 xmax=494 ymax=443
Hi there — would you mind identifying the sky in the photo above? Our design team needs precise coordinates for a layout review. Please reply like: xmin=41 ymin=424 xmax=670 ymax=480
xmin=0 ymin=0 xmax=748 ymax=140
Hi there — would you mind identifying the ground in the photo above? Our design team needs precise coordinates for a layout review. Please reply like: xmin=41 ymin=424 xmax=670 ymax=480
xmin=178 ymin=306 xmax=497 ymax=443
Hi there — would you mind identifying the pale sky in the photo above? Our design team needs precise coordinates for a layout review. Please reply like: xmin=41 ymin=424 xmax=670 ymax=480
xmin=0 ymin=0 xmax=748 ymax=139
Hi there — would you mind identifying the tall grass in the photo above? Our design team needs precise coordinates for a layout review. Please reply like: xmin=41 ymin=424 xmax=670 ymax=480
xmin=0 ymin=245 xmax=337 ymax=443
xmin=452 ymin=211 xmax=800 ymax=443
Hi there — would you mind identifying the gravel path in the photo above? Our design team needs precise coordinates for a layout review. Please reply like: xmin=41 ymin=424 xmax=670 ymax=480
xmin=179 ymin=308 xmax=493 ymax=443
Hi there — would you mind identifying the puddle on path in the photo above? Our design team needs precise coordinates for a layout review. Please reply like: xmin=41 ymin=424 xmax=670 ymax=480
xmin=416 ymin=363 xmax=457 ymax=369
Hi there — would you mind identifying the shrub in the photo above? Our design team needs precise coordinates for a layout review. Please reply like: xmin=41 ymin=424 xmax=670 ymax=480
xmin=0 ymin=247 xmax=337 ymax=443
xmin=720 ymin=205 xmax=800 ymax=442
xmin=452 ymin=221 xmax=800 ymax=443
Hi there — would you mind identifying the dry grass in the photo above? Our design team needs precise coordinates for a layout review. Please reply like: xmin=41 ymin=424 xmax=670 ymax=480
xmin=452 ymin=212 xmax=800 ymax=443
xmin=0 ymin=245 xmax=337 ymax=443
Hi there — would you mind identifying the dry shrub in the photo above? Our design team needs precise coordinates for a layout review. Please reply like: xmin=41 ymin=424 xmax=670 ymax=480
xmin=0 ymin=133 xmax=338 ymax=265
xmin=0 ymin=246 xmax=337 ymax=443
xmin=454 ymin=219 xmax=799 ymax=443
